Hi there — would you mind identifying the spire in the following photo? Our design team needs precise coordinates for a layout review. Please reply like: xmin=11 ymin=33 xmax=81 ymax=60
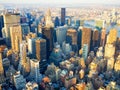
xmin=45 ymin=9 xmax=54 ymax=28
xmin=45 ymin=9 xmax=51 ymax=17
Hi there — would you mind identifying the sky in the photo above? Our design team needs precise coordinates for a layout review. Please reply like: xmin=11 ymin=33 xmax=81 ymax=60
xmin=0 ymin=0 xmax=120 ymax=5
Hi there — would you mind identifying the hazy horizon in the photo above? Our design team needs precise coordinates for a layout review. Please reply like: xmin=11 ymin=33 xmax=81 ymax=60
xmin=0 ymin=0 xmax=120 ymax=5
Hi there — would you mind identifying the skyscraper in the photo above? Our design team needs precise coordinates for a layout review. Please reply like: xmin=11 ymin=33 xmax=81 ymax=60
xmin=0 ymin=16 xmax=4 ymax=37
xmin=55 ymin=26 xmax=68 ymax=45
xmin=0 ymin=53 xmax=5 ymax=84
xmin=19 ymin=41 xmax=30 ymax=77
xmin=81 ymin=27 xmax=91 ymax=51
xmin=0 ymin=53 xmax=4 ymax=76
xmin=35 ymin=38 xmax=47 ymax=73
xmin=61 ymin=8 xmax=66 ymax=26
xmin=2 ymin=13 xmax=20 ymax=47
xmin=28 ymin=38 xmax=36 ymax=58
xmin=30 ymin=59 xmax=42 ymax=83
xmin=42 ymin=9 xmax=54 ymax=57
xmin=66 ymin=29 xmax=77 ymax=45
xmin=100 ymin=27 xmax=106 ymax=47
xmin=36 ymin=38 xmax=46 ymax=61
xmin=77 ymin=27 xmax=82 ymax=50
xmin=107 ymin=57 xmax=115 ymax=71
xmin=10 ymin=25 xmax=22 ymax=52
xmin=42 ymin=27 xmax=54 ymax=54
xmin=26 ymin=33 xmax=37 ymax=57
xmin=92 ymin=29 xmax=100 ymax=48
xmin=45 ymin=9 xmax=54 ymax=28
xmin=104 ymin=44 xmax=115 ymax=58
xmin=106 ymin=29 xmax=117 ymax=45
xmin=21 ymin=23 xmax=30 ymax=39
xmin=66 ymin=28 xmax=78 ymax=53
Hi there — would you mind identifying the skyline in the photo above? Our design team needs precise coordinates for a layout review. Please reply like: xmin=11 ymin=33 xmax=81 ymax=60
xmin=0 ymin=2 xmax=120 ymax=90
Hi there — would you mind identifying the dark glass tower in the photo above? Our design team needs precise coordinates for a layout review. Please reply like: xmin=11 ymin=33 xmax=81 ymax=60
xmin=61 ymin=8 xmax=66 ymax=26
xmin=42 ymin=27 xmax=54 ymax=59
xmin=0 ymin=16 xmax=4 ymax=37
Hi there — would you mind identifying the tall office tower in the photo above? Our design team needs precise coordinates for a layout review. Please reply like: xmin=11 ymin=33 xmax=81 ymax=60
xmin=36 ymin=38 xmax=46 ymax=61
xmin=54 ymin=17 xmax=60 ymax=28
xmin=28 ymin=38 xmax=36 ymax=58
xmin=36 ymin=38 xmax=47 ymax=73
xmin=21 ymin=23 xmax=30 ymax=39
xmin=13 ymin=71 xmax=26 ymax=90
xmin=30 ymin=59 xmax=42 ymax=83
xmin=82 ymin=44 xmax=88 ymax=61
xmin=0 ymin=16 xmax=4 ymax=37
xmin=100 ymin=28 xmax=106 ymax=47
xmin=27 ymin=33 xmax=37 ymax=56
xmin=2 ymin=13 xmax=20 ymax=47
xmin=106 ymin=29 xmax=117 ymax=45
xmin=66 ymin=29 xmax=77 ymax=45
xmin=20 ymin=41 xmax=30 ymax=77
xmin=92 ymin=29 xmax=99 ymax=48
xmin=43 ymin=9 xmax=54 ymax=54
xmin=107 ymin=57 xmax=115 ymax=71
xmin=61 ymin=8 xmax=66 ymax=26
xmin=55 ymin=26 xmax=68 ymax=45
xmin=45 ymin=9 xmax=54 ymax=28
xmin=10 ymin=25 xmax=22 ymax=52
xmin=104 ymin=44 xmax=115 ymax=58
xmin=77 ymin=26 xmax=82 ymax=50
xmin=66 ymin=28 xmax=77 ymax=53
xmin=81 ymin=27 xmax=91 ymax=51
xmin=0 ymin=53 xmax=5 ymax=84
xmin=42 ymin=27 xmax=54 ymax=54
xmin=27 ymin=33 xmax=36 ymax=56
